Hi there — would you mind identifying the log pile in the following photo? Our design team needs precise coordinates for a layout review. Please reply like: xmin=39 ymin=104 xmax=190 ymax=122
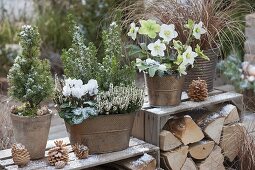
xmin=160 ymin=104 xmax=243 ymax=170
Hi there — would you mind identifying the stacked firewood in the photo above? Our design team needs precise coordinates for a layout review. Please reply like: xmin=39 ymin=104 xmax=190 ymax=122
xmin=160 ymin=104 xmax=242 ymax=170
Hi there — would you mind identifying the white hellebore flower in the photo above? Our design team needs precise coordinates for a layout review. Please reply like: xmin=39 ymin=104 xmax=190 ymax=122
xmin=158 ymin=64 xmax=167 ymax=71
xmin=182 ymin=46 xmax=198 ymax=66
xmin=178 ymin=63 xmax=187 ymax=75
xmin=147 ymin=39 xmax=166 ymax=57
xmin=136 ymin=58 xmax=142 ymax=63
xmin=128 ymin=22 xmax=139 ymax=40
xmin=193 ymin=21 xmax=206 ymax=40
xmin=86 ymin=79 xmax=99 ymax=96
xmin=159 ymin=24 xmax=178 ymax=43
xmin=145 ymin=58 xmax=160 ymax=66
xmin=248 ymin=76 xmax=255 ymax=82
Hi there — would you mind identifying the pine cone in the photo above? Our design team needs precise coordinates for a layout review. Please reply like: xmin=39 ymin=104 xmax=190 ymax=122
xmin=72 ymin=143 xmax=89 ymax=159
xmin=55 ymin=161 xmax=66 ymax=169
xmin=10 ymin=105 xmax=18 ymax=114
xmin=47 ymin=140 xmax=69 ymax=166
xmin=37 ymin=105 xmax=50 ymax=116
xmin=11 ymin=143 xmax=30 ymax=167
xmin=188 ymin=78 xmax=208 ymax=101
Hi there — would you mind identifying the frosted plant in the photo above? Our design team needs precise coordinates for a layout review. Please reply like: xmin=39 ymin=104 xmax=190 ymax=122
xmin=62 ymin=24 xmax=98 ymax=84
xmin=96 ymin=84 xmax=144 ymax=115
xmin=8 ymin=25 xmax=53 ymax=116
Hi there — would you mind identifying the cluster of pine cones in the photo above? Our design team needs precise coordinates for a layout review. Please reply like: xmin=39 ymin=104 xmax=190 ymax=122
xmin=188 ymin=78 xmax=208 ymax=101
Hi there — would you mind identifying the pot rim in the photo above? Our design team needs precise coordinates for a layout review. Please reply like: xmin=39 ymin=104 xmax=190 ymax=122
xmin=64 ymin=111 xmax=138 ymax=125
xmin=10 ymin=112 xmax=53 ymax=119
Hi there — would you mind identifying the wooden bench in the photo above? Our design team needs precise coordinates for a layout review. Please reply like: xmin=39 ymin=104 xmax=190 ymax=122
xmin=0 ymin=137 xmax=159 ymax=170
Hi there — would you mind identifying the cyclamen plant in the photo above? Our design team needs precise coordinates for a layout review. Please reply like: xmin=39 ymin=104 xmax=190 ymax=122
xmin=127 ymin=19 xmax=209 ymax=77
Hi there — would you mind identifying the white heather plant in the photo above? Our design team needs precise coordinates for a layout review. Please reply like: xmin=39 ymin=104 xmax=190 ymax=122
xmin=54 ymin=21 xmax=144 ymax=125
xmin=127 ymin=19 xmax=209 ymax=77
xmin=8 ymin=25 xmax=53 ymax=116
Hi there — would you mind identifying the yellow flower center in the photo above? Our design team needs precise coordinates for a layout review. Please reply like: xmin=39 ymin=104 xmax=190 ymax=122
xmin=164 ymin=31 xmax=171 ymax=36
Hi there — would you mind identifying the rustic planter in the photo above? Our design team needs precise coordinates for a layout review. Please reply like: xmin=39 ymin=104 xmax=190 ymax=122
xmin=145 ymin=74 xmax=185 ymax=106
xmin=184 ymin=47 xmax=221 ymax=92
xmin=10 ymin=113 xmax=52 ymax=159
xmin=65 ymin=112 xmax=136 ymax=154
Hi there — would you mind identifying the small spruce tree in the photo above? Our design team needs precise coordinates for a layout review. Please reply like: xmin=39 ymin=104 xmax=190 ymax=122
xmin=8 ymin=25 xmax=53 ymax=116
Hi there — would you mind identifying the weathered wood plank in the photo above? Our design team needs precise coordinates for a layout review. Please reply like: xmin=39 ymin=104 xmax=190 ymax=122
xmin=146 ymin=92 xmax=242 ymax=117
xmin=4 ymin=143 xmax=159 ymax=170
xmin=0 ymin=138 xmax=147 ymax=166
xmin=132 ymin=110 xmax=145 ymax=140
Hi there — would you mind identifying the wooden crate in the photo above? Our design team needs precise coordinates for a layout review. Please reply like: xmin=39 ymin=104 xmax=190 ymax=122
xmin=132 ymin=91 xmax=244 ymax=146
xmin=0 ymin=138 xmax=159 ymax=170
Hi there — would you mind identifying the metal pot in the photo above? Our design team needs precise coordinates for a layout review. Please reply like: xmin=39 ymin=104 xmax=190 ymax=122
xmin=145 ymin=74 xmax=185 ymax=106
xmin=65 ymin=112 xmax=136 ymax=154
xmin=184 ymin=47 xmax=221 ymax=92
xmin=10 ymin=113 xmax=52 ymax=159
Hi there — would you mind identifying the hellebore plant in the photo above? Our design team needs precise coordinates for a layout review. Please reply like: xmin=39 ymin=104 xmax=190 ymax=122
xmin=127 ymin=19 xmax=209 ymax=77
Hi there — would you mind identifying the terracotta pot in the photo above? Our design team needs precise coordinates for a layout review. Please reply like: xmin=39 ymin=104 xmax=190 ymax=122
xmin=10 ymin=113 xmax=52 ymax=159
xmin=65 ymin=112 xmax=136 ymax=154
xmin=184 ymin=47 xmax=221 ymax=92
xmin=145 ymin=74 xmax=185 ymax=106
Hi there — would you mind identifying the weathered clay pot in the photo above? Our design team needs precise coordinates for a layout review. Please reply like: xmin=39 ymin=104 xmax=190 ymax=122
xmin=65 ymin=112 xmax=136 ymax=154
xmin=10 ymin=113 xmax=52 ymax=159
xmin=184 ymin=47 xmax=221 ymax=92
xmin=145 ymin=74 xmax=185 ymax=106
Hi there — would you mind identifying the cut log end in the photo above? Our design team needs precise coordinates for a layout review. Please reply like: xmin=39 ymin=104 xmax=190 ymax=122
xmin=165 ymin=116 xmax=204 ymax=145
xmin=189 ymin=140 xmax=215 ymax=160
xmin=160 ymin=130 xmax=182 ymax=151
xmin=181 ymin=158 xmax=197 ymax=170
xmin=220 ymin=104 xmax=240 ymax=125
xmin=197 ymin=145 xmax=225 ymax=170
xmin=161 ymin=146 xmax=189 ymax=170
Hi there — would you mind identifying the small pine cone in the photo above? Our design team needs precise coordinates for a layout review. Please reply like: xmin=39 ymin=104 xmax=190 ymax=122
xmin=72 ymin=143 xmax=89 ymax=159
xmin=55 ymin=161 xmax=66 ymax=169
xmin=10 ymin=105 xmax=18 ymax=114
xmin=188 ymin=78 xmax=208 ymax=101
xmin=47 ymin=140 xmax=69 ymax=166
xmin=11 ymin=143 xmax=30 ymax=167
xmin=37 ymin=105 xmax=50 ymax=116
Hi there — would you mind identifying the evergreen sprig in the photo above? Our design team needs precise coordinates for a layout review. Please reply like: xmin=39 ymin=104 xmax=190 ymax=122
xmin=98 ymin=22 xmax=136 ymax=90
xmin=8 ymin=25 xmax=53 ymax=116
xmin=62 ymin=24 xmax=98 ymax=83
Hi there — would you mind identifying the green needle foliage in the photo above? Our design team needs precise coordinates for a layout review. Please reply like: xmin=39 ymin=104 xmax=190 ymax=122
xmin=61 ymin=23 xmax=98 ymax=84
xmin=62 ymin=20 xmax=136 ymax=91
xmin=7 ymin=25 xmax=53 ymax=116
xmin=97 ymin=22 xmax=136 ymax=90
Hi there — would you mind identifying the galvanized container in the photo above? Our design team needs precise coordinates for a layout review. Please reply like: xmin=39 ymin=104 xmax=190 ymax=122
xmin=184 ymin=47 xmax=221 ymax=92
xmin=145 ymin=74 xmax=185 ymax=106
xmin=10 ymin=113 xmax=52 ymax=159
xmin=65 ymin=112 xmax=136 ymax=154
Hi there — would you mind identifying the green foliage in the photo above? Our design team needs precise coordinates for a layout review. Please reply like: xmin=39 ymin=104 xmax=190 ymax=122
xmin=218 ymin=54 xmax=249 ymax=91
xmin=33 ymin=0 xmax=123 ymax=55
xmin=62 ymin=24 xmax=98 ymax=83
xmin=97 ymin=22 xmax=136 ymax=90
xmin=0 ymin=19 xmax=19 ymax=76
xmin=8 ymin=25 xmax=54 ymax=116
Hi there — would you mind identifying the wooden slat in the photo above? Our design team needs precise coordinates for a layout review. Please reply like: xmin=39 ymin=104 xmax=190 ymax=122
xmin=146 ymin=92 xmax=242 ymax=117
xmin=0 ymin=137 xmax=70 ymax=160
xmin=0 ymin=138 xmax=146 ymax=166
xmin=4 ymin=141 xmax=158 ymax=170
xmin=132 ymin=110 xmax=145 ymax=140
